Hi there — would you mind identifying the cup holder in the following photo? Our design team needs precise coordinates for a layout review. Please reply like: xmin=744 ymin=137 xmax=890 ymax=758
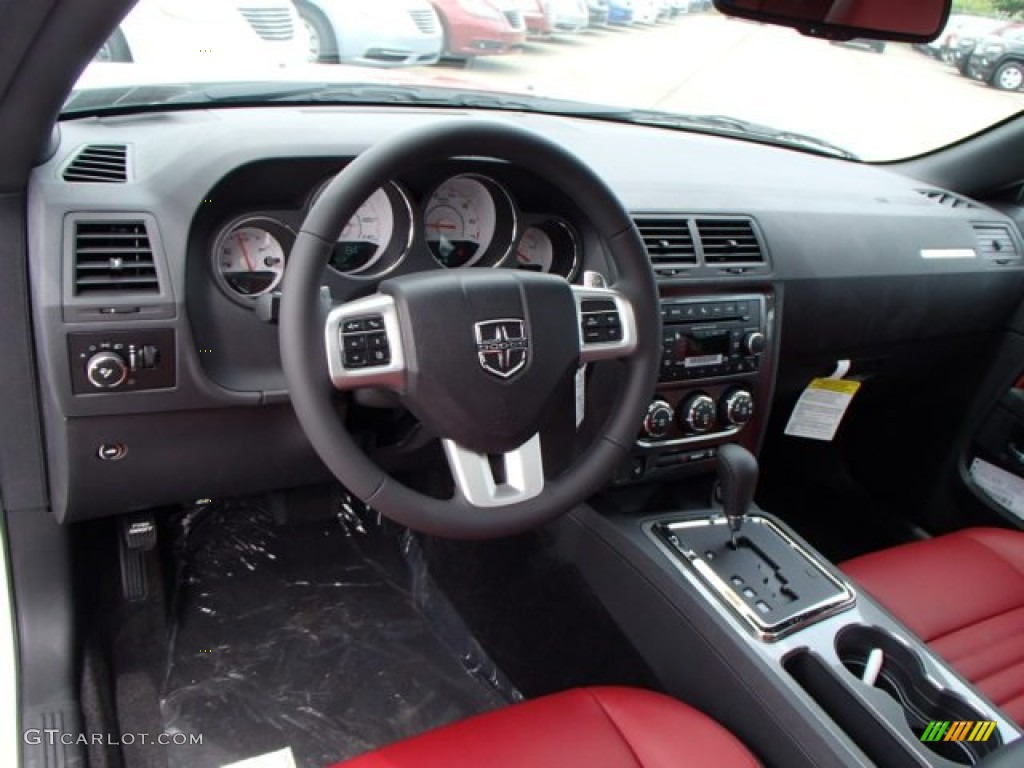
xmin=837 ymin=625 xmax=1002 ymax=765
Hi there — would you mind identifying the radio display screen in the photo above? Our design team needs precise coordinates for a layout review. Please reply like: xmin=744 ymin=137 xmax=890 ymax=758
xmin=674 ymin=331 xmax=730 ymax=366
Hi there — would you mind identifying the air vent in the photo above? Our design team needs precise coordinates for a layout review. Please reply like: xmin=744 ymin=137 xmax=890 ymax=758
xmin=696 ymin=219 xmax=764 ymax=266
xmin=632 ymin=217 xmax=697 ymax=275
xmin=63 ymin=144 xmax=128 ymax=183
xmin=973 ymin=223 xmax=1020 ymax=262
xmin=917 ymin=188 xmax=978 ymax=210
xmin=73 ymin=221 xmax=159 ymax=295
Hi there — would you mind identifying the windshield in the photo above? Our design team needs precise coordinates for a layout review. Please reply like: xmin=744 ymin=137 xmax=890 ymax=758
xmin=64 ymin=0 xmax=1024 ymax=162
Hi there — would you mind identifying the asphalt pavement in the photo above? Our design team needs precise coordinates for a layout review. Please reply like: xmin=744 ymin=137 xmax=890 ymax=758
xmin=420 ymin=13 xmax=1022 ymax=161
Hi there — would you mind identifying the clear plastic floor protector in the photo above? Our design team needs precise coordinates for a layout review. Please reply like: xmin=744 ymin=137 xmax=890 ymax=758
xmin=161 ymin=497 xmax=518 ymax=768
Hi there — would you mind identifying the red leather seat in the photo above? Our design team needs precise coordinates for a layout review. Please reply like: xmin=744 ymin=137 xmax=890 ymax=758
xmin=842 ymin=527 xmax=1024 ymax=725
xmin=330 ymin=686 xmax=760 ymax=768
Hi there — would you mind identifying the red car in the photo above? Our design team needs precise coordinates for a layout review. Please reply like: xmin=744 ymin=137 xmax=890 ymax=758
xmin=430 ymin=0 xmax=527 ymax=59
xmin=521 ymin=0 xmax=555 ymax=37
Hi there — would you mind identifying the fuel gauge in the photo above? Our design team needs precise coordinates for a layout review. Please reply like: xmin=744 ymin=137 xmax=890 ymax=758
xmin=211 ymin=216 xmax=294 ymax=304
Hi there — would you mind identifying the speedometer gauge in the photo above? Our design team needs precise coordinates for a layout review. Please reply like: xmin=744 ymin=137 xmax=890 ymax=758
xmin=425 ymin=176 xmax=500 ymax=268
xmin=333 ymin=187 xmax=395 ymax=274
xmin=212 ymin=217 xmax=293 ymax=302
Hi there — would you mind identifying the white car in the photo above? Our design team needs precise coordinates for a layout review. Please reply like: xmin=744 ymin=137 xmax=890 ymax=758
xmin=97 ymin=0 xmax=306 ymax=67
xmin=547 ymin=0 xmax=589 ymax=33
xmin=296 ymin=0 xmax=444 ymax=66
xmin=632 ymin=0 xmax=659 ymax=24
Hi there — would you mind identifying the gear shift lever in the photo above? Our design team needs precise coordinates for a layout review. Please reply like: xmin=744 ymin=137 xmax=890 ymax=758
xmin=717 ymin=444 xmax=759 ymax=548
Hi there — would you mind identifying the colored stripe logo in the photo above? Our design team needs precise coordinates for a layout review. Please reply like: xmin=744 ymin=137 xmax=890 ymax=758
xmin=921 ymin=721 xmax=997 ymax=743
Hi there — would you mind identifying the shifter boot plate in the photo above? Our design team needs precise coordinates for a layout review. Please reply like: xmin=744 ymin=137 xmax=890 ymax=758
xmin=657 ymin=515 xmax=854 ymax=640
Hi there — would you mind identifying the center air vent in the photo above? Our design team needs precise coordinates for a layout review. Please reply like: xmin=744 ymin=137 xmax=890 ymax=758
xmin=632 ymin=217 xmax=697 ymax=275
xmin=63 ymin=144 xmax=128 ymax=183
xmin=695 ymin=218 xmax=764 ymax=266
xmin=73 ymin=221 xmax=159 ymax=296
xmin=917 ymin=189 xmax=978 ymax=210
xmin=973 ymin=222 xmax=1021 ymax=263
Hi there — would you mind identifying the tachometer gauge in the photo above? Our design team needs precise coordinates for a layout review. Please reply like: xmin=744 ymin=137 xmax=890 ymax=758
xmin=211 ymin=216 xmax=293 ymax=303
xmin=425 ymin=175 xmax=501 ymax=268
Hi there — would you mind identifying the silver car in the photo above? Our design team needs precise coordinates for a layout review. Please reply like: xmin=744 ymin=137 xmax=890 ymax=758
xmin=296 ymin=0 xmax=444 ymax=66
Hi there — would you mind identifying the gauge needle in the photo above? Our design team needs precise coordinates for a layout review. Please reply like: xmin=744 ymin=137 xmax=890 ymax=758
xmin=428 ymin=222 xmax=457 ymax=231
xmin=235 ymin=234 xmax=255 ymax=272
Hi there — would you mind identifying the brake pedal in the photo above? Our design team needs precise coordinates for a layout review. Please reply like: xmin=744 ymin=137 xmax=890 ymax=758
xmin=118 ymin=514 xmax=157 ymax=601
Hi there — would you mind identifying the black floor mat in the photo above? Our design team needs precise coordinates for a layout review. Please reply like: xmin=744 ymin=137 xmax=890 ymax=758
xmin=160 ymin=500 xmax=511 ymax=768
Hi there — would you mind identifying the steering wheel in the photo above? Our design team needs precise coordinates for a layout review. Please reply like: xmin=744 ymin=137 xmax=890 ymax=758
xmin=280 ymin=121 xmax=659 ymax=539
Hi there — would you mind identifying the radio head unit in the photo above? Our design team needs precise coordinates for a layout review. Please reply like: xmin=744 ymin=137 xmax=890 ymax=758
xmin=659 ymin=296 xmax=766 ymax=383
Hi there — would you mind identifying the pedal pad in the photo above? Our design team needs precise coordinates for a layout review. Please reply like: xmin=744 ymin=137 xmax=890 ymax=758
xmin=119 ymin=514 xmax=157 ymax=602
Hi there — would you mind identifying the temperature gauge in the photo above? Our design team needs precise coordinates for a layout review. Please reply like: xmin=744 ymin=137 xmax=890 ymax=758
xmin=211 ymin=217 xmax=294 ymax=304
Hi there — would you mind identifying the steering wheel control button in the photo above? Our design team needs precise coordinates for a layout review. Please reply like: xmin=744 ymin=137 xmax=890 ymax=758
xmin=338 ymin=315 xmax=392 ymax=370
xmin=97 ymin=443 xmax=127 ymax=461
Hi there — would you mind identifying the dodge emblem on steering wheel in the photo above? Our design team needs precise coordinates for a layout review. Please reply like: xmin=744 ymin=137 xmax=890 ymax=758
xmin=475 ymin=319 xmax=529 ymax=378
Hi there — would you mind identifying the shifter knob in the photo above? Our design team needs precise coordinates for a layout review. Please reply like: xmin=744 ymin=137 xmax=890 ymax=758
xmin=717 ymin=443 xmax=758 ymax=542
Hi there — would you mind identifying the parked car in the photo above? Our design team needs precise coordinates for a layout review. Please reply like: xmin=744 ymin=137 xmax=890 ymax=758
xmin=607 ymin=0 xmax=634 ymax=24
xmin=430 ymin=0 xmax=526 ymax=59
xmin=632 ymin=0 xmax=659 ymax=24
xmin=547 ymin=0 xmax=589 ymax=33
xmin=953 ymin=20 xmax=1024 ymax=75
xmin=967 ymin=28 xmax=1024 ymax=91
xmin=586 ymin=0 xmax=610 ymax=26
xmin=295 ymin=0 xmax=443 ymax=66
xmin=518 ymin=0 xmax=555 ymax=36
xmin=95 ymin=0 xmax=306 ymax=66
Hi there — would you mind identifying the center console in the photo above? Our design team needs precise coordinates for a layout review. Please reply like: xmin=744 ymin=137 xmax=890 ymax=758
xmin=561 ymin=446 xmax=1022 ymax=768
xmin=619 ymin=292 xmax=775 ymax=483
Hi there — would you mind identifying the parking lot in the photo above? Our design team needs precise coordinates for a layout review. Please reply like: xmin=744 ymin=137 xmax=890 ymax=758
xmin=419 ymin=13 xmax=1023 ymax=161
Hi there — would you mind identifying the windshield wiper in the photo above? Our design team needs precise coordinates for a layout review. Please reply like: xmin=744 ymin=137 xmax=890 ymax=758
xmin=602 ymin=109 xmax=858 ymax=160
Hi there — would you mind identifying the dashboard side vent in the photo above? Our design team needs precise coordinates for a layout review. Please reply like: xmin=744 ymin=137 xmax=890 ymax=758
xmin=72 ymin=221 xmax=159 ymax=295
xmin=695 ymin=218 xmax=764 ymax=266
xmin=917 ymin=188 xmax=979 ymax=210
xmin=632 ymin=216 xmax=697 ymax=276
xmin=63 ymin=144 xmax=128 ymax=183
xmin=973 ymin=222 xmax=1021 ymax=263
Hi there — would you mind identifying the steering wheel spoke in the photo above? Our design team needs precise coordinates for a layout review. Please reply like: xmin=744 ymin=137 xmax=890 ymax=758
xmin=324 ymin=294 xmax=407 ymax=391
xmin=442 ymin=434 xmax=545 ymax=508
xmin=573 ymin=285 xmax=639 ymax=363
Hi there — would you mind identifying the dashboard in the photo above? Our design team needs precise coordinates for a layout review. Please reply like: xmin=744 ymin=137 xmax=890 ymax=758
xmin=26 ymin=106 xmax=1024 ymax=521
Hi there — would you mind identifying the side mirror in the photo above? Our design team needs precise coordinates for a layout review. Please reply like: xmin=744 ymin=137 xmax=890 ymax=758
xmin=713 ymin=0 xmax=950 ymax=43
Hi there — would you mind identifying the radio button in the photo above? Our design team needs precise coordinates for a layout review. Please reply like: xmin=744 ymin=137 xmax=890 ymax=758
xmin=743 ymin=331 xmax=767 ymax=356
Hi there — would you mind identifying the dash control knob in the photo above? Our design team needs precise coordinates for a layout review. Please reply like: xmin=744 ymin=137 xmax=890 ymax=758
xmin=643 ymin=400 xmax=674 ymax=439
xmin=86 ymin=351 xmax=128 ymax=390
xmin=680 ymin=393 xmax=716 ymax=434
xmin=743 ymin=331 xmax=766 ymax=356
xmin=721 ymin=389 xmax=754 ymax=426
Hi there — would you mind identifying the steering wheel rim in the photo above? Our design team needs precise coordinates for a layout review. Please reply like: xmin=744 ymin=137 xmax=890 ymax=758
xmin=280 ymin=120 xmax=660 ymax=538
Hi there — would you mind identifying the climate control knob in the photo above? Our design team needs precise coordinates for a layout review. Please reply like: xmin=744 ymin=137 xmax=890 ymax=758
xmin=679 ymin=393 xmax=716 ymax=434
xmin=721 ymin=389 xmax=754 ymax=426
xmin=86 ymin=351 xmax=128 ymax=390
xmin=643 ymin=400 xmax=674 ymax=439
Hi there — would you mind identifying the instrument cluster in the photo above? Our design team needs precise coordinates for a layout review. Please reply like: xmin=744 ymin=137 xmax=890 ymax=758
xmin=209 ymin=171 xmax=580 ymax=306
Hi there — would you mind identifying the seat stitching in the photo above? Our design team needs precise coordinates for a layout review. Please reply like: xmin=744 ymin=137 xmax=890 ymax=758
xmin=942 ymin=630 xmax=1024 ymax=670
xmin=586 ymin=690 xmax=646 ymax=768
xmin=967 ymin=531 xmax=1024 ymax=581
xmin=929 ymin=602 xmax=1024 ymax=646
xmin=973 ymin=659 xmax=1024 ymax=704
